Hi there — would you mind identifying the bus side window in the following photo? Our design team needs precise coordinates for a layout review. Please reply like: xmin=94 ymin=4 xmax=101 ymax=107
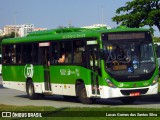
xmin=22 ymin=44 xmax=32 ymax=63
xmin=16 ymin=44 xmax=22 ymax=64
xmin=74 ymin=48 xmax=82 ymax=63
xmin=58 ymin=41 xmax=72 ymax=64
xmin=3 ymin=46 xmax=7 ymax=64
xmin=73 ymin=40 xmax=85 ymax=64
xmin=51 ymin=42 xmax=59 ymax=64
xmin=9 ymin=45 xmax=16 ymax=64
xmin=33 ymin=43 xmax=39 ymax=64
xmin=3 ymin=45 xmax=16 ymax=64
xmin=58 ymin=42 xmax=66 ymax=64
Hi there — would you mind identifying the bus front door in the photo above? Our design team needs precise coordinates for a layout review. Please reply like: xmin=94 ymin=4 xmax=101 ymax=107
xmin=40 ymin=46 xmax=51 ymax=92
xmin=87 ymin=44 xmax=100 ymax=96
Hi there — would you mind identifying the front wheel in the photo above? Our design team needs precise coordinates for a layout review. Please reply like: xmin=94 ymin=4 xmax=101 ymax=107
xmin=78 ymin=83 xmax=95 ymax=104
xmin=26 ymin=80 xmax=39 ymax=100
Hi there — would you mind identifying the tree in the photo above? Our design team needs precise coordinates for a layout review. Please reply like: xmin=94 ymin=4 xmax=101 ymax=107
xmin=0 ymin=32 xmax=16 ymax=41
xmin=112 ymin=0 xmax=160 ymax=33
xmin=0 ymin=32 xmax=18 ymax=53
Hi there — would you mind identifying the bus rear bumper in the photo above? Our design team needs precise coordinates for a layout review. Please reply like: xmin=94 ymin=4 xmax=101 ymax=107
xmin=86 ymin=83 xmax=158 ymax=98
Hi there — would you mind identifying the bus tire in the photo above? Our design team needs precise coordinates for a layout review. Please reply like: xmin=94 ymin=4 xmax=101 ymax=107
xmin=78 ymin=83 xmax=94 ymax=104
xmin=120 ymin=97 xmax=136 ymax=104
xmin=26 ymin=80 xmax=39 ymax=100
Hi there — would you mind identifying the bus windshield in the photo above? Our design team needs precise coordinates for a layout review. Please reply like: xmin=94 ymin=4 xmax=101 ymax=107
xmin=102 ymin=33 xmax=156 ymax=82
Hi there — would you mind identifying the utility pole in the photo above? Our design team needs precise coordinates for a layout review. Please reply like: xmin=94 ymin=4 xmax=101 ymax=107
xmin=68 ymin=19 xmax=72 ymax=28
xmin=13 ymin=11 xmax=17 ymax=38
xmin=101 ymin=6 xmax=104 ymax=24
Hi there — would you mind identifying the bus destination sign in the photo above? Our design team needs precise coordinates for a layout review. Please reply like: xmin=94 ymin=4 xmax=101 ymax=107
xmin=107 ymin=33 xmax=145 ymax=40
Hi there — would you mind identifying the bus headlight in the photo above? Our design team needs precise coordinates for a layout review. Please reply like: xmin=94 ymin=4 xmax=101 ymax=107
xmin=152 ymin=75 xmax=159 ymax=85
xmin=105 ymin=79 xmax=116 ymax=88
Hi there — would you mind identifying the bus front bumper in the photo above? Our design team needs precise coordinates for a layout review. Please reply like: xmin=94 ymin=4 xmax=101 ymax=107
xmin=86 ymin=83 xmax=158 ymax=98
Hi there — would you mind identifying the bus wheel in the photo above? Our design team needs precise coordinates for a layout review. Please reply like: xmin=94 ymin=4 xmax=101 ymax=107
xmin=78 ymin=84 xmax=94 ymax=104
xmin=26 ymin=80 xmax=39 ymax=100
xmin=120 ymin=97 xmax=136 ymax=104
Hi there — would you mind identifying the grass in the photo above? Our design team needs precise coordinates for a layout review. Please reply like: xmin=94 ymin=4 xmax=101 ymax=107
xmin=0 ymin=104 xmax=160 ymax=120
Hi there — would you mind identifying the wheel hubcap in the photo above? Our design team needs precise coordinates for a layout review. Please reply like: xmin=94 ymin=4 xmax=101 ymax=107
xmin=28 ymin=85 xmax=33 ymax=96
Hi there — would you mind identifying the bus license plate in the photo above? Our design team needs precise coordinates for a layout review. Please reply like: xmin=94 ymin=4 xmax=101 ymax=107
xmin=130 ymin=92 xmax=140 ymax=96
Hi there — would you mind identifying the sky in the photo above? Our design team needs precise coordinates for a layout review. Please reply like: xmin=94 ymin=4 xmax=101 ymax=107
xmin=0 ymin=0 xmax=159 ymax=36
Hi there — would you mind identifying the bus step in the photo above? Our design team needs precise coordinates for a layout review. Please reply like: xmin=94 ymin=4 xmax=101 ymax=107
xmin=43 ymin=91 xmax=53 ymax=95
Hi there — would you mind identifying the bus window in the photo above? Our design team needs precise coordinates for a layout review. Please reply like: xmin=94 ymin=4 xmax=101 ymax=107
xmin=0 ymin=54 xmax=1 ymax=74
xmin=16 ymin=44 xmax=22 ymax=64
xmin=3 ymin=45 xmax=16 ymax=64
xmin=73 ymin=40 xmax=85 ymax=64
xmin=51 ymin=42 xmax=59 ymax=64
xmin=3 ymin=45 xmax=9 ymax=64
xmin=58 ymin=41 xmax=72 ymax=64
xmin=22 ymin=44 xmax=32 ymax=63
xmin=32 ymin=43 xmax=39 ymax=64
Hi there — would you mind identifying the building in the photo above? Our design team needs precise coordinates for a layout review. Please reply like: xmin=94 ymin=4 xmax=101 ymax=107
xmin=0 ymin=29 xmax=3 ymax=36
xmin=34 ymin=28 xmax=47 ymax=31
xmin=3 ymin=25 xmax=21 ymax=36
xmin=82 ymin=24 xmax=112 ymax=29
xmin=3 ymin=24 xmax=34 ymax=37
xmin=18 ymin=24 xmax=34 ymax=37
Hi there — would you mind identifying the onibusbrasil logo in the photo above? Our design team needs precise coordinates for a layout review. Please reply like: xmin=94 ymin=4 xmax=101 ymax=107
xmin=24 ymin=64 xmax=34 ymax=78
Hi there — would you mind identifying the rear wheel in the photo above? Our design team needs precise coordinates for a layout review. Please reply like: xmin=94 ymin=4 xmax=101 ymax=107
xmin=78 ymin=83 xmax=95 ymax=104
xmin=26 ymin=80 xmax=39 ymax=100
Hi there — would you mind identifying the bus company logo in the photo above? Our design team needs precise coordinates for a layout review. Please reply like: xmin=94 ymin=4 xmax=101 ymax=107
xmin=24 ymin=64 xmax=34 ymax=78
xmin=2 ymin=112 xmax=11 ymax=117
xmin=118 ymin=83 xmax=124 ymax=87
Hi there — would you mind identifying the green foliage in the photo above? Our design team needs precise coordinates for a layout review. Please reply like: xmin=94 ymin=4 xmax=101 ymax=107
xmin=153 ymin=36 xmax=160 ymax=42
xmin=0 ymin=32 xmax=15 ymax=41
xmin=112 ymin=0 xmax=160 ymax=34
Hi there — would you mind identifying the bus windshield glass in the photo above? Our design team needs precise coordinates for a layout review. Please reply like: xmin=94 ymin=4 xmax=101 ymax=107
xmin=102 ymin=32 xmax=156 ymax=81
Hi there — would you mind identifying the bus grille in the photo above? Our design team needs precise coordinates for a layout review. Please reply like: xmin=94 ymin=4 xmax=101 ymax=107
xmin=120 ymin=88 xmax=149 ymax=95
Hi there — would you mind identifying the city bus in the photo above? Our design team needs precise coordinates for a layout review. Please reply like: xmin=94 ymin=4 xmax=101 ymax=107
xmin=0 ymin=54 xmax=2 ymax=74
xmin=154 ymin=42 xmax=160 ymax=71
xmin=2 ymin=27 xmax=159 ymax=104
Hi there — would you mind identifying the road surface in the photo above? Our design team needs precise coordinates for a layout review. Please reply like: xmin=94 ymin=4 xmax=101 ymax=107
xmin=1 ymin=76 xmax=160 ymax=108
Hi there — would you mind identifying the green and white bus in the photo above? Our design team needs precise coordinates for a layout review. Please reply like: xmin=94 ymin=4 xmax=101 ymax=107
xmin=2 ymin=27 xmax=159 ymax=104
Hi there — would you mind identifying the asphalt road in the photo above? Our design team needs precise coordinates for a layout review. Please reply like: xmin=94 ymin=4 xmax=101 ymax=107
xmin=1 ymin=76 xmax=160 ymax=108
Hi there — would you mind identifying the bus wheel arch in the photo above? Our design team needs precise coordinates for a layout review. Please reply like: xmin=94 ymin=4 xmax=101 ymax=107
xmin=26 ymin=78 xmax=39 ymax=100
xmin=76 ymin=80 xmax=94 ymax=104
xmin=75 ymin=79 xmax=84 ymax=96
